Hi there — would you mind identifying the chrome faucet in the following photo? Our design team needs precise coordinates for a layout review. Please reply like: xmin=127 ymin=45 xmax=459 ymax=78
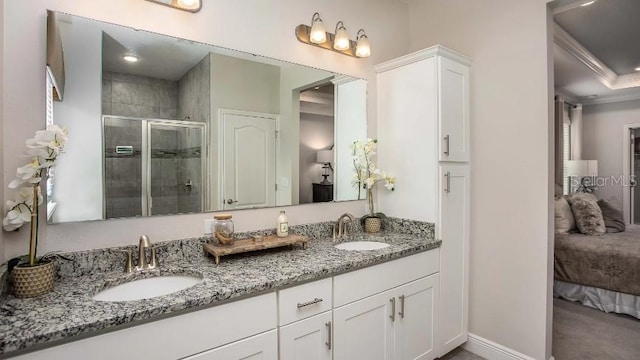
xmin=333 ymin=213 xmax=356 ymax=241
xmin=123 ymin=235 xmax=157 ymax=273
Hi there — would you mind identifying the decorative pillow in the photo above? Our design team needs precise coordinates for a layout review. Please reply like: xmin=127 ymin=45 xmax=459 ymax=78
xmin=554 ymin=197 xmax=576 ymax=234
xmin=566 ymin=193 xmax=606 ymax=236
xmin=597 ymin=199 xmax=625 ymax=233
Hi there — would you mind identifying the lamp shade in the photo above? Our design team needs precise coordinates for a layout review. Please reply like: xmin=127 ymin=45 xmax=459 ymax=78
xmin=310 ymin=14 xmax=327 ymax=44
xmin=567 ymin=160 xmax=598 ymax=177
xmin=317 ymin=149 xmax=334 ymax=164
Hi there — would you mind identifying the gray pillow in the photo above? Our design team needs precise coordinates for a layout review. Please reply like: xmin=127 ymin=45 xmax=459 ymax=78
xmin=566 ymin=193 xmax=605 ymax=236
xmin=597 ymin=199 xmax=625 ymax=233
xmin=555 ymin=197 xmax=576 ymax=234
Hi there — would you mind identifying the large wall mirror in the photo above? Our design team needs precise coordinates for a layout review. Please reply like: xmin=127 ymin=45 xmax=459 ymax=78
xmin=47 ymin=12 xmax=367 ymax=224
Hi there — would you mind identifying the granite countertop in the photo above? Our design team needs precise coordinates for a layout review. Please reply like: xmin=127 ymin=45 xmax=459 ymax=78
xmin=0 ymin=219 xmax=439 ymax=356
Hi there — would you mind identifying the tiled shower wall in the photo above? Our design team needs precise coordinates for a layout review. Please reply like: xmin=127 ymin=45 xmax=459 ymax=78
xmin=102 ymin=71 xmax=179 ymax=119
xmin=102 ymin=65 xmax=207 ymax=219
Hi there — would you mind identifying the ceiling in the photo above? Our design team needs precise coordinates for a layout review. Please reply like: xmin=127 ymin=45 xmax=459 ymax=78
xmin=552 ymin=0 xmax=640 ymax=104
xmin=61 ymin=13 xmax=298 ymax=81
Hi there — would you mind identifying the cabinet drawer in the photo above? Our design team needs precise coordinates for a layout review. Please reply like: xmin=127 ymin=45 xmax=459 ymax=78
xmin=278 ymin=278 xmax=332 ymax=325
xmin=333 ymin=250 xmax=439 ymax=307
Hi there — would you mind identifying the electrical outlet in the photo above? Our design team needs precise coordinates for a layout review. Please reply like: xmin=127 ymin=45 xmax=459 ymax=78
xmin=203 ymin=219 xmax=215 ymax=234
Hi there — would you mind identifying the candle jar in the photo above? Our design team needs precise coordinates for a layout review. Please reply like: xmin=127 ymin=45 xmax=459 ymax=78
xmin=213 ymin=214 xmax=234 ymax=245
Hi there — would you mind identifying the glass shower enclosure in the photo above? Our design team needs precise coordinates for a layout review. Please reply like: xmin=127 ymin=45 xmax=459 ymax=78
xmin=103 ymin=116 xmax=207 ymax=219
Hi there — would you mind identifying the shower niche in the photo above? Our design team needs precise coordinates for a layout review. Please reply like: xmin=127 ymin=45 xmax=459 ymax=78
xmin=103 ymin=116 xmax=207 ymax=218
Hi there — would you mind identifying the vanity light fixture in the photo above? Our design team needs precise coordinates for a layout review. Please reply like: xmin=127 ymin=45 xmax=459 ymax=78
xmin=122 ymin=54 xmax=139 ymax=63
xmin=295 ymin=13 xmax=370 ymax=58
xmin=355 ymin=29 xmax=371 ymax=58
xmin=145 ymin=0 xmax=202 ymax=13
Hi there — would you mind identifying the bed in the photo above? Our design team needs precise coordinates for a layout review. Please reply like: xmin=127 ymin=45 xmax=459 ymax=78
xmin=554 ymin=225 xmax=640 ymax=319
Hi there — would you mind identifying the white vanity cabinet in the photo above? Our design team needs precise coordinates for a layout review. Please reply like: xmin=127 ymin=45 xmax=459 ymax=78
xmin=10 ymin=251 xmax=441 ymax=360
xmin=376 ymin=45 xmax=471 ymax=358
xmin=332 ymin=251 xmax=440 ymax=360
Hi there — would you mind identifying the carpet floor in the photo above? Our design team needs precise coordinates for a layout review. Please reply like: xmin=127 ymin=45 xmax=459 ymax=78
xmin=553 ymin=298 xmax=640 ymax=359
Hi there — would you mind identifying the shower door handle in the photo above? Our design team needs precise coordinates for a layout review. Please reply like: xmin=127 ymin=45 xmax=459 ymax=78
xmin=226 ymin=199 xmax=238 ymax=205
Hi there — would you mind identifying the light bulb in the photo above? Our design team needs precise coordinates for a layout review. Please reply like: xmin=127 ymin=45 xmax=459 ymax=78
xmin=309 ymin=13 xmax=326 ymax=44
xmin=178 ymin=0 xmax=198 ymax=7
xmin=122 ymin=54 xmax=139 ymax=63
xmin=355 ymin=30 xmax=370 ymax=58
xmin=333 ymin=22 xmax=350 ymax=51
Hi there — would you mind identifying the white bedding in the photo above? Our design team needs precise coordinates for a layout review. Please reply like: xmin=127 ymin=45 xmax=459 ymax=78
xmin=554 ymin=280 xmax=640 ymax=319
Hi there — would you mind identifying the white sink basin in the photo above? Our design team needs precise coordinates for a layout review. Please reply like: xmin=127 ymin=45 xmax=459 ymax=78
xmin=334 ymin=241 xmax=391 ymax=251
xmin=93 ymin=275 xmax=203 ymax=302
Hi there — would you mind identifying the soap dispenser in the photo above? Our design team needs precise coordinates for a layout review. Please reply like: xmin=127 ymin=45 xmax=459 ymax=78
xmin=277 ymin=210 xmax=289 ymax=237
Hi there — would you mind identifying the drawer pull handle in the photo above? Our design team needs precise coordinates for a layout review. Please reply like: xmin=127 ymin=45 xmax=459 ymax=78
xmin=297 ymin=298 xmax=323 ymax=308
xmin=399 ymin=295 xmax=405 ymax=319
xmin=389 ymin=297 xmax=396 ymax=322
xmin=325 ymin=321 xmax=332 ymax=350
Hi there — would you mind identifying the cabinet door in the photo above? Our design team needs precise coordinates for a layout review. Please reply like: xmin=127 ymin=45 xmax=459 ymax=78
xmin=333 ymin=289 xmax=395 ymax=360
xmin=438 ymin=56 xmax=470 ymax=162
xmin=182 ymin=329 xmax=277 ymax=360
xmin=279 ymin=311 xmax=332 ymax=360
xmin=438 ymin=164 xmax=470 ymax=356
xmin=394 ymin=275 xmax=439 ymax=360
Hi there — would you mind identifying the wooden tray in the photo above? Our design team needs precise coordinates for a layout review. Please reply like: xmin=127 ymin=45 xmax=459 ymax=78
xmin=204 ymin=234 xmax=309 ymax=264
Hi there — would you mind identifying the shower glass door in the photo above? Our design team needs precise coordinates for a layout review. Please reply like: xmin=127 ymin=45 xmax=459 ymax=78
xmin=103 ymin=116 xmax=207 ymax=219
xmin=148 ymin=121 xmax=206 ymax=216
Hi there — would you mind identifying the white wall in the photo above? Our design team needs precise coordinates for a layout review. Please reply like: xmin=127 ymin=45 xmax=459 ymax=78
xmin=52 ymin=18 xmax=103 ymax=222
xmin=335 ymin=78 xmax=368 ymax=201
xmin=2 ymin=0 xmax=410 ymax=259
xmin=582 ymin=99 xmax=640 ymax=210
xmin=406 ymin=1 xmax=552 ymax=359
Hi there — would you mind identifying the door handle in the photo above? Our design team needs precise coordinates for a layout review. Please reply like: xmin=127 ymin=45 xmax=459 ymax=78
xmin=444 ymin=135 xmax=450 ymax=156
xmin=399 ymin=295 xmax=405 ymax=319
xmin=389 ymin=297 xmax=396 ymax=322
xmin=226 ymin=199 xmax=238 ymax=205
xmin=444 ymin=172 xmax=451 ymax=193
xmin=325 ymin=321 xmax=332 ymax=350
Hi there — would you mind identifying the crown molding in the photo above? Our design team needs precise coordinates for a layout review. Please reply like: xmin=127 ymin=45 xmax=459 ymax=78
xmin=552 ymin=0 xmax=600 ymax=15
xmin=582 ymin=92 xmax=640 ymax=106
xmin=554 ymin=22 xmax=640 ymax=91
xmin=375 ymin=45 xmax=471 ymax=73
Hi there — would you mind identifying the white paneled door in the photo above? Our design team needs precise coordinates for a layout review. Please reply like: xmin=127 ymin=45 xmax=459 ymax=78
xmin=438 ymin=57 xmax=470 ymax=163
xmin=279 ymin=311 xmax=332 ymax=360
xmin=220 ymin=110 xmax=277 ymax=210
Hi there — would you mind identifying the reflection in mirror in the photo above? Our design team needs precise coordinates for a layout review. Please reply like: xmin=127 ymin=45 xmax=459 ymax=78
xmin=47 ymin=12 xmax=367 ymax=224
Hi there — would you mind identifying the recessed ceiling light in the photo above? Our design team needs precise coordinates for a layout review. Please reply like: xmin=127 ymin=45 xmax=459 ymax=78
xmin=122 ymin=54 xmax=139 ymax=63
xmin=586 ymin=95 xmax=598 ymax=99
xmin=581 ymin=0 xmax=597 ymax=6
xmin=635 ymin=67 xmax=640 ymax=72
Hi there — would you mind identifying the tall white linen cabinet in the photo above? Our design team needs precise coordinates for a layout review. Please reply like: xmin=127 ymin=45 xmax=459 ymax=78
xmin=376 ymin=45 xmax=471 ymax=358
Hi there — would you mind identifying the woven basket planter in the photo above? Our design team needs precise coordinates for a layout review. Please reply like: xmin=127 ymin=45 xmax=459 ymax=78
xmin=364 ymin=217 xmax=382 ymax=233
xmin=12 ymin=260 xmax=55 ymax=298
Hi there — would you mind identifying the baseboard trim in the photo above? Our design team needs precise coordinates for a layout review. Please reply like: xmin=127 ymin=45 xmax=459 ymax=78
xmin=463 ymin=333 xmax=540 ymax=360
